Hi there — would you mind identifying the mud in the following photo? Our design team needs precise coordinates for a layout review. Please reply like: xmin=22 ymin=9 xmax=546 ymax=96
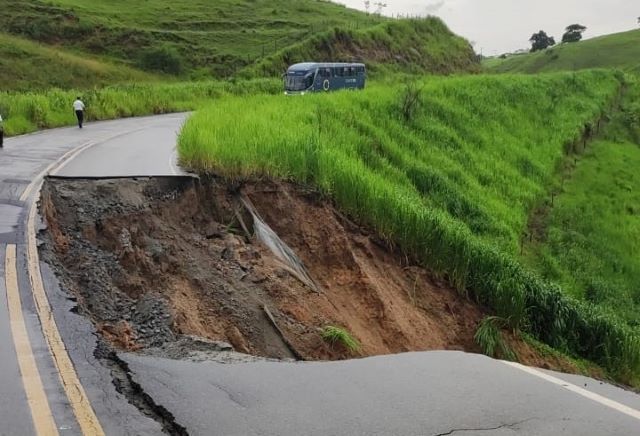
xmin=40 ymin=176 xmax=564 ymax=367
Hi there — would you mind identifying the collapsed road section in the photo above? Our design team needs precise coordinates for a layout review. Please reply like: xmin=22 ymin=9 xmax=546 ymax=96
xmin=40 ymin=175 xmax=491 ymax=362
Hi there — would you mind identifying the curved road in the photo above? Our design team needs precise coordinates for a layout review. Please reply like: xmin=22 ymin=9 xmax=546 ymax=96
xmin=1 ymin=115 xmax=639 ymax=435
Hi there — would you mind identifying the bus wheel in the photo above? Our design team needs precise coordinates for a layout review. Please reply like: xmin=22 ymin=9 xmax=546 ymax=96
xmin=323 ymin=79 xmax=330 ymax=91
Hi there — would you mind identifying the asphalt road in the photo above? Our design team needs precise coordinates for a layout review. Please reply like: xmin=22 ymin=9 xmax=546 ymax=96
xmin=1 ymin=115 xmax=639 ymax=436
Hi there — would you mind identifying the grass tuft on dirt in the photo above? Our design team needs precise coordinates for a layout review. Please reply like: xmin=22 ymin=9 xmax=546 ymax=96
xmin=321 ymin=326 xmax=361 ymax=354
xmin=178 ymin=70 xmax=640 ymax=381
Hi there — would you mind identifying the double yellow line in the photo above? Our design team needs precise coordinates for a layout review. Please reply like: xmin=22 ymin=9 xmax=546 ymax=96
xmin=4 ymin=140 xmax=105 ymax=435
xmin=5 ymin=244 xmax=57 ymax=435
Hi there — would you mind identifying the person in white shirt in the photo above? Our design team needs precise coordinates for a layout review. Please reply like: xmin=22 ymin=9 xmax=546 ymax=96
xmin=73 ymin=97 xmax=85 ymax=129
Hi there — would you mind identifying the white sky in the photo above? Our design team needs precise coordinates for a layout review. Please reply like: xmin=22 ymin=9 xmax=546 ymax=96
xmin=338 ymin=0 xmax=639 ymax=55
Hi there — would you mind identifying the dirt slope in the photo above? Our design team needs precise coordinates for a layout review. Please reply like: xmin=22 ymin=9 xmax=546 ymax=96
xmin=40 ymin=176 xmax=581 ymax=373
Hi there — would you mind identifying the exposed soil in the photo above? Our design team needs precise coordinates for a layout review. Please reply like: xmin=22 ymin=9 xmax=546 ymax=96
xmin=40 ymin=175 xmax=573 ymax=368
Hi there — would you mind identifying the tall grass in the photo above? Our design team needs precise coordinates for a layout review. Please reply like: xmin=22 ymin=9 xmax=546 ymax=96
xmin=0 ymin=79 xmax=280 ymax=136
xmin=525 ymin=80 xmax=640 ymax=327
xmin=179 ymin=70 xmax=640 ymax=378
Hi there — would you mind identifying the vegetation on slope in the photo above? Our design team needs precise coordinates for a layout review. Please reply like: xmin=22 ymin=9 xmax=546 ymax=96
xmin=0 ymin=0 xmax=384 ymax=78
xmin=486 ymin=29 xmax=640 ymax=74
xmin=0 ymin=79 xmax=279 ymax=136
xmin=0 ymin=32 xmax=160 ymax=91
xmin=525 ymin=80 xmax=640 ymax=327
xmin=178 ymin=71 xmax=640 ymax=380
xmin=244 ymin=17 xmax=480 ymax=77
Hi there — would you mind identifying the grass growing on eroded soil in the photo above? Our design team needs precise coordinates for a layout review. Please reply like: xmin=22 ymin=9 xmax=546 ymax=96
xmin=321 ymin=326 xmax=361 ymax=354
xmin=178 ymin=71 xmax=640 ymax=380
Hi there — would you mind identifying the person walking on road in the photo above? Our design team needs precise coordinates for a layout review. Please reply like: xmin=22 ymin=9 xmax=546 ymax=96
xmin=0 ymin=113 xmax=4 ymax=148
xmin=73 ymin=97 xmax=85 ymax=129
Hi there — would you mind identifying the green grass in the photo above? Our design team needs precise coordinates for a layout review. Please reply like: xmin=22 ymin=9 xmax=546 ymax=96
xmin=486 ymin=29 xmax=640 ymax=74
xmin=244 ymin=17 xmax=479 ymax=77
xmin=321 ymin=326 xmax=361 ymax=353
xmin=0 ymin=0 xmax=385 ymax=78
xmin=178 ymin=70 xmax=640 ymax=380
xmin=0 ymin=32 xmax=160 ymax=91
xmin=0 ymin=79 xmax=279 ymax=136
xmin=525 ymin=81 xmax=640 ymax=327
xmin=474 ymin=316 xmax=516 ymax=361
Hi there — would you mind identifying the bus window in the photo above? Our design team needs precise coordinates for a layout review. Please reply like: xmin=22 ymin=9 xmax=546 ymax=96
xmin=318 ymin=68 xmax=331 ymax=78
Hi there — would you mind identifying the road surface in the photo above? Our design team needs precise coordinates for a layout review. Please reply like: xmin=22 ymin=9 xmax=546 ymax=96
xmin=1 ymin=115 xmax=639 ymax=435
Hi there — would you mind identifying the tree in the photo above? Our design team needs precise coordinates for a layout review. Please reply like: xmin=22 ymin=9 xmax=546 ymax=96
xmin=529 ymin=31 xmax=556 ymax=52
xmin=562 ymin=24 xmax=587 ymax=43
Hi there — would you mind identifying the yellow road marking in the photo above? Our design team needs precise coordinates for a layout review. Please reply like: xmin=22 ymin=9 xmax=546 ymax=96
xmin=19 ymin=141 xmax=94 ymax=202
xmin=13 ymin=119 xmax=175 ymax=434
xmin=26 ymin=185 xmax=105 ymax=436
xmin=5 ymin=244 xmax=59 ymax=436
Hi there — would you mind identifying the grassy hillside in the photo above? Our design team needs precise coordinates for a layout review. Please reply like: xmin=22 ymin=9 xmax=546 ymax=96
xmin=486 ymin=29 xmax=640 ymax=74
xmin=0 ymin=0 xmax=384 ymax=78
xmin=0 ymin=32 xmax=160 ymax=91
xmin=178 ymin=71 xmax=640 ymax=380
xmin=244 ymin=17 xmax=479 ymax=77
xmin=525 ymin=80 xmax=640 ymax=326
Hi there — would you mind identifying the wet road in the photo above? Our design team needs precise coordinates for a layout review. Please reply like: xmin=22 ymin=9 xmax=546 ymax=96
xmin=1 ymin=115 xmax=640 ymax=435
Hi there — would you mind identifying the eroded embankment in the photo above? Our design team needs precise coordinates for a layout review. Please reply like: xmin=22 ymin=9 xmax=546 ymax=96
xmin=40 ymin=176 xmax=573 ymax=369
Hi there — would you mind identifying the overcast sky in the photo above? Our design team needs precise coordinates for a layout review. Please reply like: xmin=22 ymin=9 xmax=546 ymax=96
xmin=338 ymin=0 xmax=638 ymax=55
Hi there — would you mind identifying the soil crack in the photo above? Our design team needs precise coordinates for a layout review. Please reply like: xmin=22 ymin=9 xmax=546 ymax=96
xmin=95 ymin=341 xmax=189 ymax=435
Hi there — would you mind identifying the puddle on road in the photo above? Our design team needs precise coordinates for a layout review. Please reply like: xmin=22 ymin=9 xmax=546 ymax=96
xmin=0 ymin=204 xmax=22 ymax=233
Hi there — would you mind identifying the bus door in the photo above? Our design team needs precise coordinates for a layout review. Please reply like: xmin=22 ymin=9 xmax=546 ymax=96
xmin=315 ymin=67 xmax=332 ymax=92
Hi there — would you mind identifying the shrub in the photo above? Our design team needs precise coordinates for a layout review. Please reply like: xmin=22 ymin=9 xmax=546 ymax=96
xmin=139 ymin=46 xmax=184 ymax=75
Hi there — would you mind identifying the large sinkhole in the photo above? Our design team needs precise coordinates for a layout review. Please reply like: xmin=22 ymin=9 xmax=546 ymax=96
xmin=40 ymin=175 xmax=486 ymax=362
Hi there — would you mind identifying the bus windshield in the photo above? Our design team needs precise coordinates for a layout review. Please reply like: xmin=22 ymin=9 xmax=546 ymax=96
xmin=285 ymin=71 xmax=314 ymax=91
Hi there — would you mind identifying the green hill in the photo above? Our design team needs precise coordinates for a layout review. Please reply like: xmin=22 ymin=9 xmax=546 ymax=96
xmin=178 ymin=70 xmax=640 ymax=382
xmin=245 ymin=18 xmax=479 ymax=77
xmin=0 ymin=32 xmax=160 ymax=91
xmin=0 ymin=0 xmax=479 ymax=86
xmin=0 ymin=0 xmax=385 ymax=78
xmin=486 ymin=29 xmax=640 ymax=74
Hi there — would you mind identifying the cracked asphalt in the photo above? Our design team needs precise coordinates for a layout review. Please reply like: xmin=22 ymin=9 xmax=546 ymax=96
xmin=1 ymin=115 xmax=640 ymax=435
xmin=122 ymin=351 xmax=640 ymax=436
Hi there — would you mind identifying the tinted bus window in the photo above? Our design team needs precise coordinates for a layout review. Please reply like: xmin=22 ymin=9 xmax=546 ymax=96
xmin=318 ymin=68 xmax=331 ymax=78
